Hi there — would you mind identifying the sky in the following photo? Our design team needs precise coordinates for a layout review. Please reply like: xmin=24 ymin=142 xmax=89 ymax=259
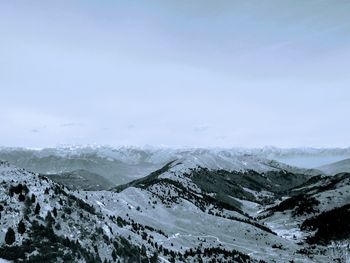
xmin=1 ymin=0 xmax=350 ymax=148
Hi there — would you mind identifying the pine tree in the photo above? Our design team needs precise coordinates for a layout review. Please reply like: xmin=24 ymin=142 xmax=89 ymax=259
xmin=14 ymin=184 xmax=23 ymax=194
xmin=34 ymin=203 xmax=41 ymax=215
xmin=141 ymin=244 xmax=147 ymax=255
xmin=111 ymin=249 xmax=117 ymax=261
xmin=150 ymin=252 xmax=158 ymax=263
xmin=31 ymin=194 xmax=36 ymax=203
xmin=53 ymin=207 xmax=58 ymax=217
xmin=9 ymin=186 xmax=15 ymax=197
xmin=18 ymin=193 xmax=25 ymax=202
xmin=23 ymin=196 xmax=32 ymax=216
xmin=5 ymin=227 xmax=15 ymax=245
xmin=23 ymin=184 xmax=29 ymax=194
xmin=18 ymin=220 xmax=26 ymax=235
xmin=46 ymin=211 xmax=55 ymax=226
xmin=24 ymin=196 xmax=31 ymax=207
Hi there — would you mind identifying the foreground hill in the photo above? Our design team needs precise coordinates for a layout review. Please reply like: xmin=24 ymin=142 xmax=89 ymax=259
xmin=0 ymin=161 xmax=155 ymax=262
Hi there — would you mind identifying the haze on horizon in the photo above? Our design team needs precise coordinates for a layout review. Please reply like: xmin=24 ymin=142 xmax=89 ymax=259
xmin=1 ymin=1 xmax=350 ymax=149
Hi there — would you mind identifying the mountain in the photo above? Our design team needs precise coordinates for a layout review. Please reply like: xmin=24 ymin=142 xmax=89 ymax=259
xmin=3 ymin=156 xmax=300 ymax=262
xmin=109 ymin=157 xmax=348 ymax=262
xmin=1 ymin=150 xmax=349 ymax=262
xmin=113 ymin=155 xmax=319 ymax=204
xmin=0 ymin=147 xmax=164 ymax=185
xmin=45 ymin=169 xmax=113 ymax=191
xmin=317 ymin=158 xmax=350 ymax=175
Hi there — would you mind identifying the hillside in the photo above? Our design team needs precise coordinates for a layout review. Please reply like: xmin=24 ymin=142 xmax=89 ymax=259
xmin=0 ymin=160 xmax=156 ymax=262
xmin=261 ymin=171 xmax=350 ymax=257
xmin=318 ymin=158 xmax=350 ymax=175
xmin=110 ymin=158 xmax=347 ymax=262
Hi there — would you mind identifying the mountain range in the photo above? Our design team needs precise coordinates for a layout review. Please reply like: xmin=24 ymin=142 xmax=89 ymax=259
xmin=0 ymin=147 xmax=350 ymax=262
xmin=2 ymin=145 xmax=349 ymax=186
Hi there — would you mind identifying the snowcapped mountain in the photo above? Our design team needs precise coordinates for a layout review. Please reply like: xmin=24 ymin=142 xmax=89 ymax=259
xmin=0 ymin=147 xmax=164 ymax=185
xmin=0 ymin=146 xmax=325 ymax=186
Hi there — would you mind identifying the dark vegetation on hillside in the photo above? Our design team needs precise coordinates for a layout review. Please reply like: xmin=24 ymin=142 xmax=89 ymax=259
xmin=288 ymin=173 xmax=350 ymax=197
xmin=188 ymin=168 xmax=311 ymax=204
xmin=113 ymin=161 xmax=176 ymax=192
xmin=267 ymin=194 xmax=320 ymax=217
xmin=301 ymin=204 xmax=350 ymax=244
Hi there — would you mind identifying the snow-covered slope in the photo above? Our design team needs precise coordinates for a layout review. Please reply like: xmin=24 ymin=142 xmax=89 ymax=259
xmin=162 ymin=153 xmax=321 ymax=176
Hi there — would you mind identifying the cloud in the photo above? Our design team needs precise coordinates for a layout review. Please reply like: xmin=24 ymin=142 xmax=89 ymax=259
xmin=30 ymin=125 xmax=47 ymax=133
xmin=31 ymin=129 xmax=40 ymax=133
xmin=215 ymin=135 xmax=227 ymax=141
xmin=60 ymin=122 xmax=83 ymax=128
xmin=193 ymin=124 xmax=209 ymax=133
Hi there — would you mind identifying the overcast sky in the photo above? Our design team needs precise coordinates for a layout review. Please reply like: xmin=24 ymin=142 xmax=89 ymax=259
xmin=1 ymin=0 xmax=350 ymax=148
